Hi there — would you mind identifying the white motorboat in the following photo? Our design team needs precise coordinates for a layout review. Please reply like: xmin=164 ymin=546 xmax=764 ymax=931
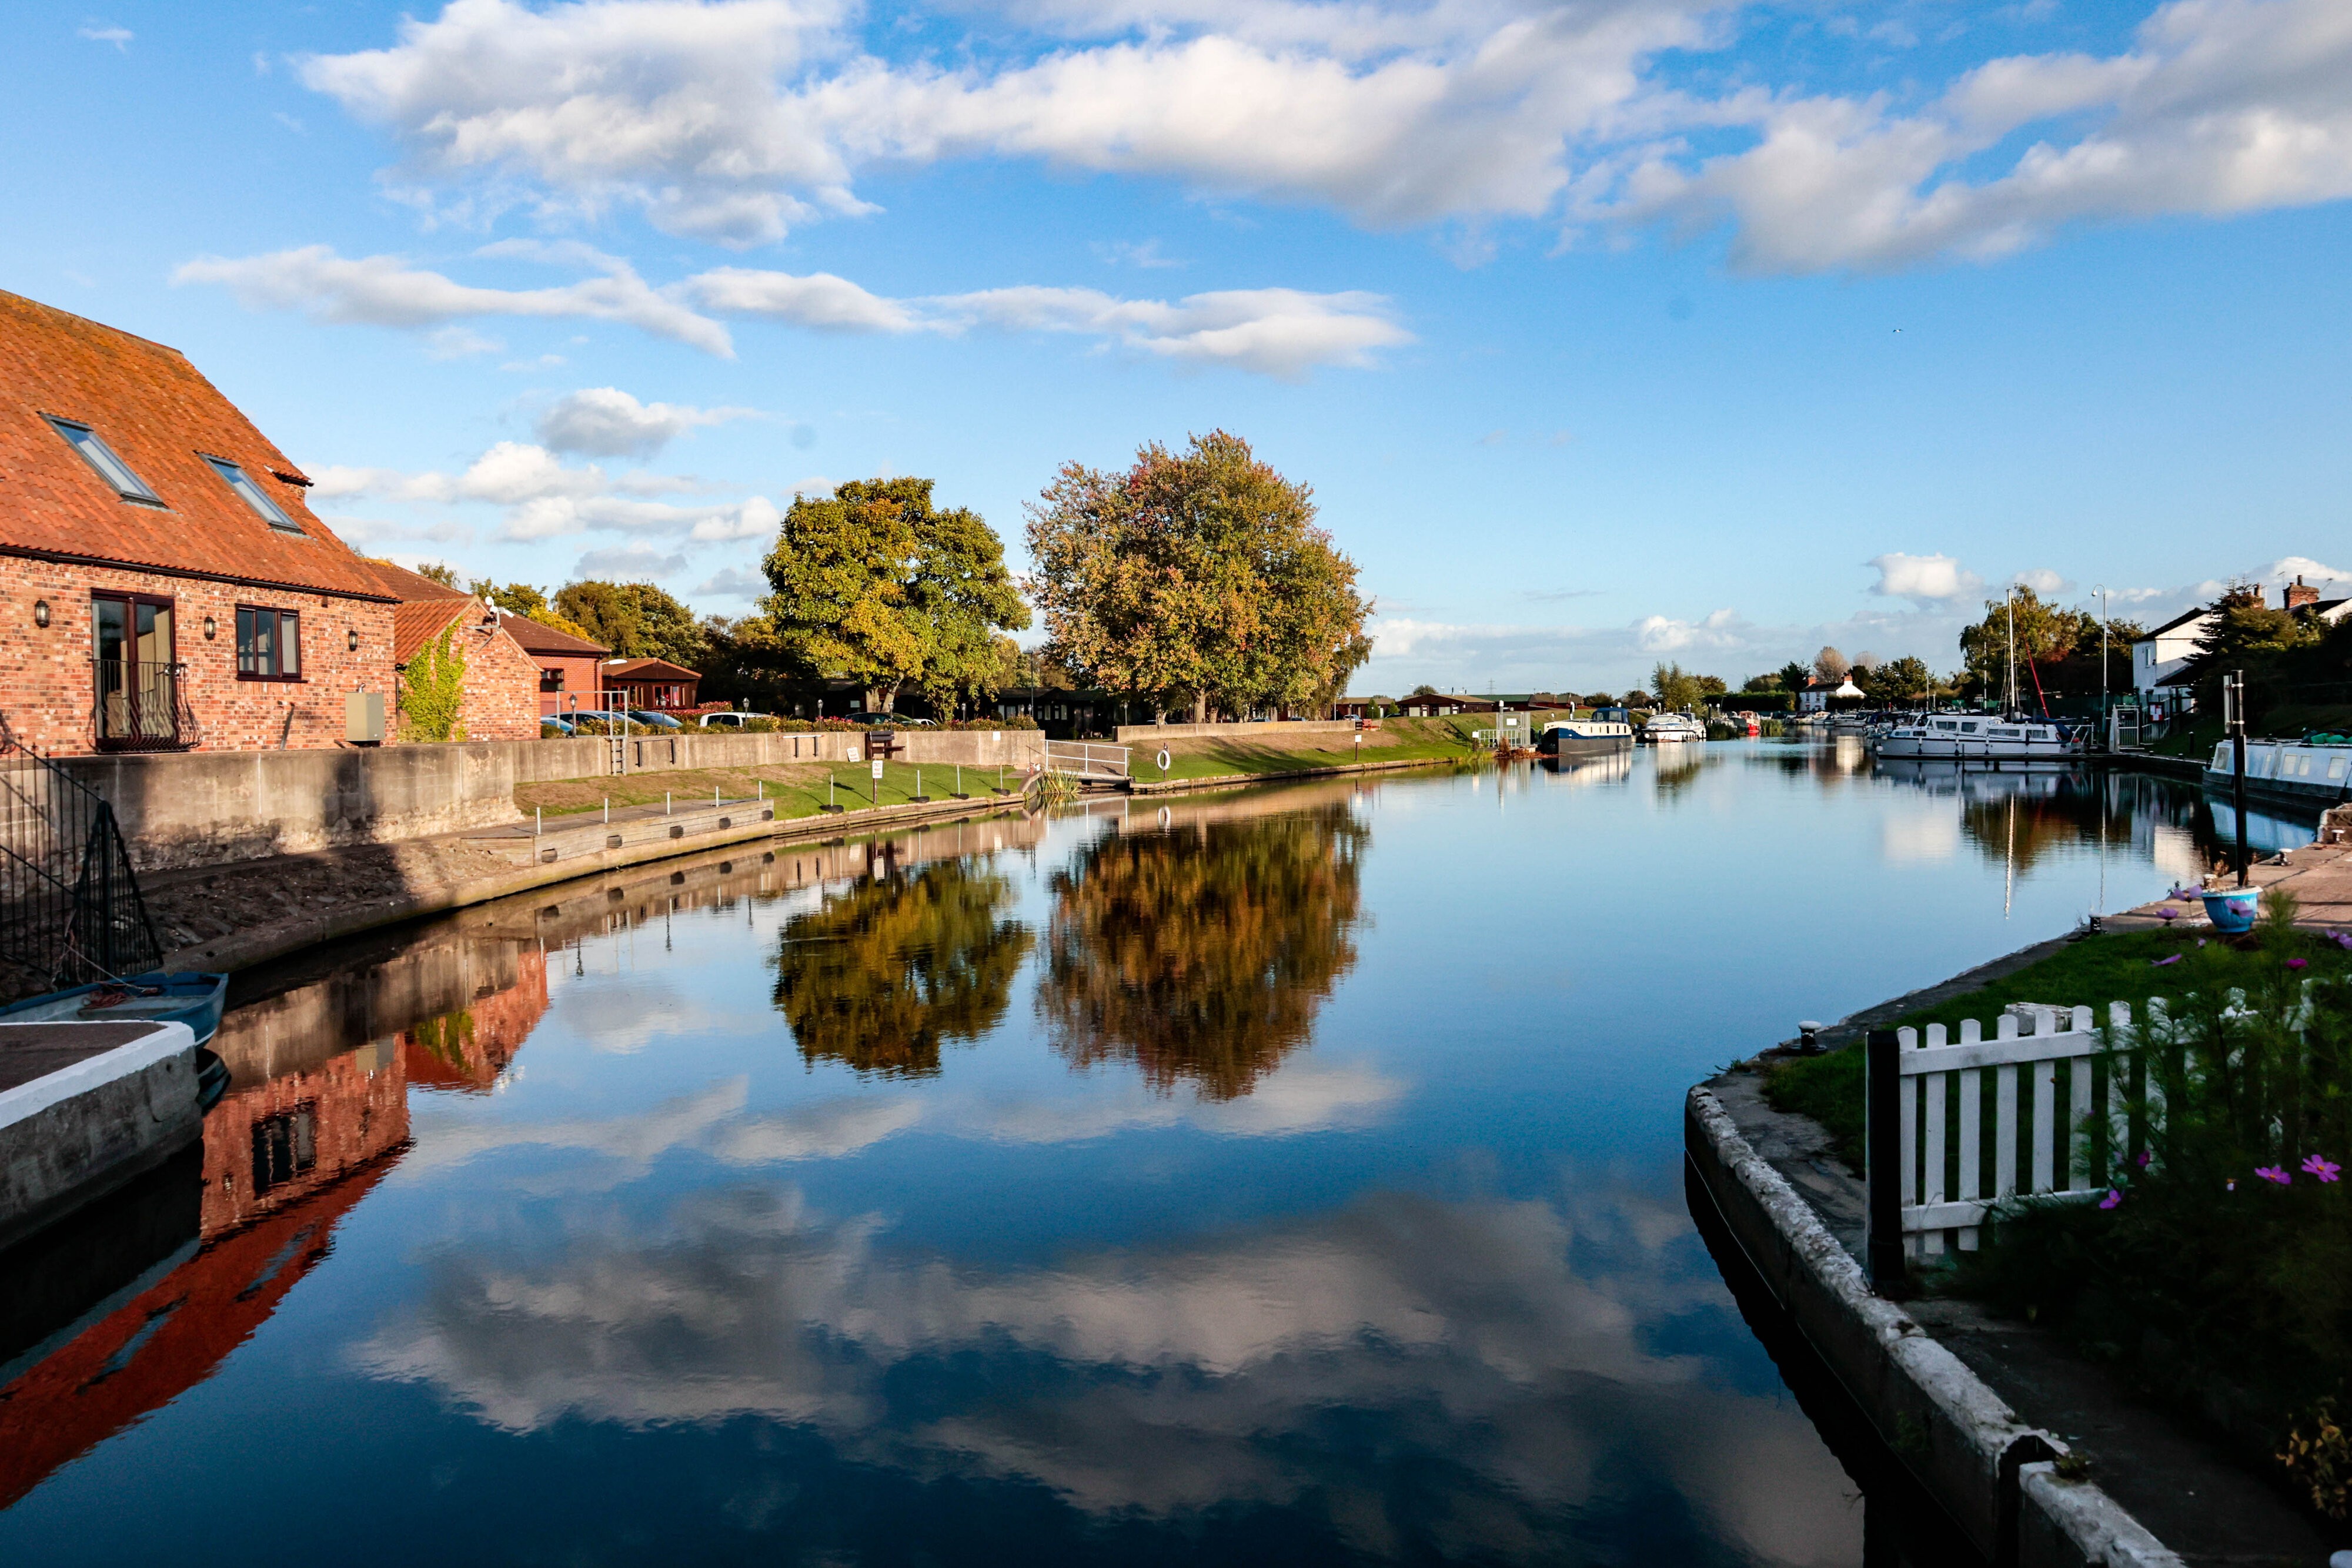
xmin=1641 ymin=711 xmax=1706 ymax=744
xmin=1870 ymin=714 xmax=2083 ymax=764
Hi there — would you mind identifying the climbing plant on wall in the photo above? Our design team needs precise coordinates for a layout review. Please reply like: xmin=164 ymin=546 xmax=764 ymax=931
xmin=400 ymin=625 xmax=469 ymax=742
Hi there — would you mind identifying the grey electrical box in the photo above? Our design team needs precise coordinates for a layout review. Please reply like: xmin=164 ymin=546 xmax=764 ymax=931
xmin=347 ymin=690 xmax=386 ymax=744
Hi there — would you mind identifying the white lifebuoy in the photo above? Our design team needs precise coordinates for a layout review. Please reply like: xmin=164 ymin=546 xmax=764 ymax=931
xmin=1157 ymin=748 xmax=1171 ymax=772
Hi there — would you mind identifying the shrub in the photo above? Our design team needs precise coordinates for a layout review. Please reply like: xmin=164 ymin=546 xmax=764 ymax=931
xmin=1959 ymin=900 xmax=2352 ymax=1475
xmin=399 ymin=626 xmax=467 ymax=742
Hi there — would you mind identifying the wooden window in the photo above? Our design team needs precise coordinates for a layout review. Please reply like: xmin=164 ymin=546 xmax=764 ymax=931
xmin=540 ymin=667 xmax=564 ymax=692
xmin=92 ymin=593 xmax=179 ymax=748
xmin=236 ymin=606 xmax=302 ymax=680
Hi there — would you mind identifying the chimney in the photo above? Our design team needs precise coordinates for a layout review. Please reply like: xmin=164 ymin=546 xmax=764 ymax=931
xmin=2287 ymin=574 xmax=2320 ymax=610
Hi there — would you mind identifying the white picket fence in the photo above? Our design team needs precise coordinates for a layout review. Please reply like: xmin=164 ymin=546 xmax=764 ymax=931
xmin=1896 ymin=1002 xmax=2142 ymax=1256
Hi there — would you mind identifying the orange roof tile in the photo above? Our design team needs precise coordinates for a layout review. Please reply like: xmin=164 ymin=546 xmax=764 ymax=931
xmin=391 ymin=599 xmax=472 ymax=666
xmin=496 ymin=610 xmax=608 ymax=657
xmin=366 ymin=559 xmax=470 ymax=601
xmin=604 ymin=657 xmax=701 ymax=680
xmin=0 ymin=290 xmax=393 ymax=600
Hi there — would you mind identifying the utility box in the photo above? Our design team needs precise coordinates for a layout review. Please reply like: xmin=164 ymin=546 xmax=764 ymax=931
xmin=346 ymin=690 xmax=386 ymax=745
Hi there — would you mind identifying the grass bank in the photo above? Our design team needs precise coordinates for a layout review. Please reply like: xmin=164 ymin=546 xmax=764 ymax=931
xmin=1125 ymin=715 xmax=1495 ymax=787
xmin=515 ymin=760 xmax=1023 ymax=822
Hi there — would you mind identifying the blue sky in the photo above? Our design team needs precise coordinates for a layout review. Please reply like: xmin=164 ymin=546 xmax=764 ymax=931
xmin=6 ymin=0 xmax=2350 ymax=693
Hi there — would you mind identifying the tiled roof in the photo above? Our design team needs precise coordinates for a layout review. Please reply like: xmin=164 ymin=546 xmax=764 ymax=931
xmin=391 ymin=599 xmax=473 ymax=666
xmin=0 ymin=289 xmax=393 ymax=600
xmin=604 ymin=657 xmax=701 ymax=680
xmin=366 ymin=559 xmax=470 ymax=601
xmin=496 ymin=610 xmax=608 ymax=656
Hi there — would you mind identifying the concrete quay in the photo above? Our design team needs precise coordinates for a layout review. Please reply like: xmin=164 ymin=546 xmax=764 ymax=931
xmin=0 ymin=1021 xmax=201 ymax=1255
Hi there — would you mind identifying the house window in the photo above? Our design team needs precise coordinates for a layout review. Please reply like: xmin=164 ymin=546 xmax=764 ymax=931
xmin=204 ymin=456 xmax=303 ymax=533
xmin=237 ymin=606 xmax=302 ymax=680
xmin=251 ymin=1105 xmax=318 ymax=1195
xmin=92 ymin=593 xmax=179 ymax=747
xmin=540 ymin=667 xmax=564 ymax=693
xmin=47 ymin=417 xmax=162 ymax=504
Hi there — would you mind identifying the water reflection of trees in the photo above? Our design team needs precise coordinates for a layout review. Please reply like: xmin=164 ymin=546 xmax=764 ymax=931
xmin=1038 ymin=804 xmax=1367 ymax=1099
xmin=771 ymin=861 xmax=1034 ymax=1078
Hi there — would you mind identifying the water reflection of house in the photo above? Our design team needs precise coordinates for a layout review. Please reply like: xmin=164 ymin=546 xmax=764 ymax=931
xmin=400 ymin=947 xmax=549 ymax=1092
xmin=0 ymin=929 xmax=557 ymax=1512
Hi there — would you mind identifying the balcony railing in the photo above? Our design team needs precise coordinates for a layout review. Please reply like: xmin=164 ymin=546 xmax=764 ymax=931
xmin=92 ymin=659 xmax=196 ymax=751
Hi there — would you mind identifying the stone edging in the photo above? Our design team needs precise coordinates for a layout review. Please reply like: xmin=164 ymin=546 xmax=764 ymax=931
xmin=1125 ymin=755 xmax=1461 ymax=795
xmin=1685 ymin=1085 xmax=2183 ymax=1568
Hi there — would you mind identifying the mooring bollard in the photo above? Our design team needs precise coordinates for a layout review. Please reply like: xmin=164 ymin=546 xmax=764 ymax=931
xmin=1865 ymin=1027 xmax=1907 ymax=1293
xmin=666 ymin=791 xmax=671 ymax=815
xmin=603 ymin=797 xmax=609 ymax=824
xmin=535 ymin=805 xmax=542 ymax=837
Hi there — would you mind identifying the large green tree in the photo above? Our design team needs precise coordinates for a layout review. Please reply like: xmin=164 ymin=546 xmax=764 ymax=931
xmin=1861 ymin=654 xmax=1936 ymax=705
xmin=553 ymin=580 xmax=707 ymax=667
xmin=1956 ymin=586 xmax=2141 ymax=708
xmin=470 ymin=579 xmax=597 ymax=641
xmin=1024 ymin=430 xmax=1371 ymax=721
xmin=755 ymin=477 xmax=1028 ymax=713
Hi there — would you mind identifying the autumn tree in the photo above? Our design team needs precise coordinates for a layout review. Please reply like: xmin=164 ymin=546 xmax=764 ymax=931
xmin=554 ymin=580 xmax=706 ymax=667
xmin=470 ymin=580 xmax=596 ymax=641
xmin=1862 ymin=655 xmax=1936 ymax=705
xmin=1024 ymin=430 xmax=1371 ymax=721
xmin=754 ymin=477 xmax=1028 ymax=714
xmin=1956 ymin=586 xmax=2140 ymax=707
xmin=1035 ymin=803 xmax=1367 ymax=1099
xmin=1813 ymin=647 xmax=1851 ymax=683
xmin=1650 ymin=661 xmax=1715 ymax=712
xmin=771 ymin=861 xmax=1033 ymax=1078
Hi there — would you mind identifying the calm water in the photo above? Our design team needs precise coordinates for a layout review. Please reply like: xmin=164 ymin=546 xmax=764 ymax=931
xmin=0 ymin=743 xmax=2287 ymax=1566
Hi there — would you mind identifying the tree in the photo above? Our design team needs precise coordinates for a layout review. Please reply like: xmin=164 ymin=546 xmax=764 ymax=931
xmin=1776 ymin=660 xmax=1811 ymax=694
xmin=1955 ymin=586 xmax=2140 ymax=708
xmin=414 ymin=561 xmax=461 ymax=588
xmin=1650 ymin=661 xmax=1715 ymax=713
xmin=1025 ymin=430 xmax=1371 ymax=721
xmin=555 ymin=580 xmax=707 ymax=668
xmin=1863 ymin=655 xmax=1935 ymax=705
xmin=1813 ymin=646 xmax=1850 ymax=683
xmin=756 ymin=477 xmax=1028 ymax=713
xmin=1409 ymin=683 xmax=1440 ymax=697
xmin=1622 ymin=689 xmax=1653 ymax=708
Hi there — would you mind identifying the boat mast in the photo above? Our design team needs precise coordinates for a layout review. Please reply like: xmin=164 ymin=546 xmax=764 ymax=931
xmin=2005 ymin=589 xmax=2017 ymax=718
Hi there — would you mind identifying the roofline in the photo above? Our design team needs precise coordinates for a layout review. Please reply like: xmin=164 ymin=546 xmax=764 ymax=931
xmin=0 ymin=289 xmax=185 ymax=360
xmin=0 ymin=543 xmax=399 ymax=603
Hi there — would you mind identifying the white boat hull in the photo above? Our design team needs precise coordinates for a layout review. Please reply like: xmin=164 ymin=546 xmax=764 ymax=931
xmin=1871 ymin=735 xmax=2079 ymax=764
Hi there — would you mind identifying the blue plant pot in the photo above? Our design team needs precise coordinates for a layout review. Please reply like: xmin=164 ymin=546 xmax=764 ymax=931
xmin=2201 ymin=887 xmax=2260 ymax=934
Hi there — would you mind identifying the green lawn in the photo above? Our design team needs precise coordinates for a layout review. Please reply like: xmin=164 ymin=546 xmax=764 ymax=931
xmin=1760 ymin=924 xmax=2341 ymax=1168
xmin=516 ymin=760 xmax=1021 ymax=821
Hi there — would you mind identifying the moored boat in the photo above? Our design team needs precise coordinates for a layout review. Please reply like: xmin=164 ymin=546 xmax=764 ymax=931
xmin=1641 ymin=711 xmax=1706 ymax=744
xmin=0 ymin=971 xmax=229 ymax=1048
xmin=1870 ymin=714 xmax=2082 ymax=765
xmin=2203 ymin=738 xmax=2352 ymax=806
xmin=1538 ymin=713 xmax=1635 ymax=758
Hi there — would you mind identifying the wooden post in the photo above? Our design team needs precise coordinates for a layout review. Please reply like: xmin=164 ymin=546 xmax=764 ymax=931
xmin=1866 ymin=1028 xmax=1907 ymax=1292
xmin=2229 ymin=670 xmax=2249 ymax=887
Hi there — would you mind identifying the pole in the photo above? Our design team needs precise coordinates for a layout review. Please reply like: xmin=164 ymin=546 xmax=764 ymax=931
xmin=2096 ymin=585 xmax=2109 ymax=730
xmin=1865 ymin=1028 xmax=1907 ymax=1293
xmin=2005 ymin=587 xmax=2016 ymax=717
xmin=2230 ymin=670 xmax=2250 ymax=887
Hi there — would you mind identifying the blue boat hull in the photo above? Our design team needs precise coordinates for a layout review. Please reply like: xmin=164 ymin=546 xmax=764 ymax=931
xmin=0 ymin=971 xmax=229 ymax=1048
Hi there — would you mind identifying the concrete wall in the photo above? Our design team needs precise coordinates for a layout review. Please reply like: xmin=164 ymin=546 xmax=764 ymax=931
xmin=0 ymin=1023 xmax=200 ymax=1253
xmin=1112 ymin=719 xmax=1356 ymax=743
xmin=63 ymin=727 xmax=1054 ymax=870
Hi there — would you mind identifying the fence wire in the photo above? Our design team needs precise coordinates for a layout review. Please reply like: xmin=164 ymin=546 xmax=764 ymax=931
xmin=0 ymin=716 xmax=163 ymax=993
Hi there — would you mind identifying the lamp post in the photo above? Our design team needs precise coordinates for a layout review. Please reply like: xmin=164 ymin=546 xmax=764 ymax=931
xmin=2094 ymin=583 xmax=2109 ymax=745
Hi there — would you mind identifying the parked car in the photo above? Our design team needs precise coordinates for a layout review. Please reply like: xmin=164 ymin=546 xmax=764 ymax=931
xmin=540 ymin=716 xmax=575 ymax=736
xmin=626 ymin=708 xmax=684 ymax=731
xmin=697 ymin=711 xmax=770 ymax=729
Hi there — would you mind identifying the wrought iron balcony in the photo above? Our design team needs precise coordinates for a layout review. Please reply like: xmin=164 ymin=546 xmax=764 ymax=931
xmin=92 ymin=658 xmax=198 ymax=751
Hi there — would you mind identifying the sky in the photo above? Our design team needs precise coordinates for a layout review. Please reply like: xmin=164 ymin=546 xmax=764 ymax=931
xmin=5 ymin=0 xmax=2351 ymax=695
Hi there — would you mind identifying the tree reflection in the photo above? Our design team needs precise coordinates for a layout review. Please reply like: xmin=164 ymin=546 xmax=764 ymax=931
xmin=1038 ymin=805 xmax=1368 ymax=1099
xmin=771 ymin=860 xmax=1033 ymax=1078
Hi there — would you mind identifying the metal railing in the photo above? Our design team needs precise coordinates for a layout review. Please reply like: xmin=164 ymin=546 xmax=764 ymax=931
xmin=0 ymin=715 xmax=163 ymax=992
xmin=1039 ymin=740 xmax=1130 ymax=781
xmin=92 ymin=658 xmax=195 ymax=751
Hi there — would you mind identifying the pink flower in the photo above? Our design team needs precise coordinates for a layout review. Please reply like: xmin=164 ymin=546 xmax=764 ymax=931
xmin=2136 ymin=1150 xmax=2151 ymax=1168
xmin=2257 ymin=1165 xmax=2293 ymax=1185
xmin=2303 ymin=1155 xmax=2341 ymax=1183
xmin=2288 ymin=958 xmax=2310 ymax=970
xmin=2099 ymin=1189 xmax=2123 ymax=1209
xmin=2159 ymin=909 xmax=2177 ymax=923
xmin=2152 ymin=954 xmax=2182 ymax=967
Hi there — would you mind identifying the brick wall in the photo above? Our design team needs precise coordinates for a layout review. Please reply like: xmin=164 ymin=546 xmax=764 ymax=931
xmin=455 ymin=620 xmax=543 ymax=743
xmin=534 ymin=650 xmax=604 ymax=715
xmin=0 ymin=555 xmax=394 ymax=753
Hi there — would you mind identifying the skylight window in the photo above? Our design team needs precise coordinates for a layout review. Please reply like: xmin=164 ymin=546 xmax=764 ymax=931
xmin=46 ymin=417 xmax=161 ymax=504
xmin=204 ymin=456 xmax=304 ymax=534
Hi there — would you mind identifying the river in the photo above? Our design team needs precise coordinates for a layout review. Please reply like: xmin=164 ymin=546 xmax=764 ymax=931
xmin=0 ymin=741 xmax=2290 ymax=1566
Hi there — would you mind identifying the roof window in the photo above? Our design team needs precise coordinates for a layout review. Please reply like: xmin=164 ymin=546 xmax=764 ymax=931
xmin=46 ymin=417 xmax=162 ymax=504
xmin=204 ymin=456 xmax=304 ymax=534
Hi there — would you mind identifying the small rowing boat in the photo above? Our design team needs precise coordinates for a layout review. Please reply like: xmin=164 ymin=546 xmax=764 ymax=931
xmin=0 ymin=971 xmax=229 ymax=1048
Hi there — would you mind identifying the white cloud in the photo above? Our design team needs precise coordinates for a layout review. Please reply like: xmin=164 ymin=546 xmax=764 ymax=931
xmin=170 ymin=243 xmax=736 ymax=356
xmin=426 ymin=325 xmax=504 ymax=359
xmin=2012 ymin=567 xmax=2074 ymax=594
xmin=1867 ymin=551 xmax=1983 ymax=603
xmin=536 ymin=387 xmax=756 ymax=458
xmin=181 ymin=246 xmax=1406 ymax=377
xmin=314 ymin=440 xmax=777 ymax=547
xmin=78 ymin=22 xmax=132 ymax=49
xmin=695 ymin=564 xmax=770 ymax=598
xmin=575 ymin=544 xmax=691 ymax=578
xmin=292 ymin=0 xmax=2352 ymax=273
xmin=1611 ymin=0 xmax=2352 ymax=273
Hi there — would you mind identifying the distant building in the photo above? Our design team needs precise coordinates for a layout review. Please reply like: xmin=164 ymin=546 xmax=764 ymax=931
xmin=602 ymin=656 xmax=702 ymax=713
xmin=490 ymin=609 xmax=610 ymax=716
xmin=1799 ymin=674 xmax=1865 ymax=713
xmin=2136 ymin=579 xmax=2352 ymax=720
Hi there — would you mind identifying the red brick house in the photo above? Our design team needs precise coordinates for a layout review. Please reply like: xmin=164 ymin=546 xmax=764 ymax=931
xmin=366 ymin=562 xmax=546 ymax=742
xmin=602 ymin=657 xmax=701 ymax=713
xmin=490 ymin=609 xmax=611 ymax=717
xmin=0 ymin=289 xmax=400 ymax=754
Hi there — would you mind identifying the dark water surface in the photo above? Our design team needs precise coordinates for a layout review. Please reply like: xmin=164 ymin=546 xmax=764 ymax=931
xmin=0 ymin=744 xmax=2280 ymax=1566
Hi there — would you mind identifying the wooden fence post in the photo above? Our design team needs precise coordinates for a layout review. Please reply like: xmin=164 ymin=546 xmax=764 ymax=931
xmin=1866 ymin=1027 xmax=1908 ymax=1292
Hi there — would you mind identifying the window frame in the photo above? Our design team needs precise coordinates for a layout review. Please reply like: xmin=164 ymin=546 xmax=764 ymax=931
xmin=235 ymin=604 xmax=305 ymax=682
xmin=45 ymin=416 xmax=165 ymax=506
xmin=201 ymin=454 xmax=307 ymax=534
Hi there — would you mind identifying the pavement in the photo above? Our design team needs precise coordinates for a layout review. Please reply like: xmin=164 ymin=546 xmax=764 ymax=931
xmin=2105 ymin=834 xmax=2352 ymax=932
